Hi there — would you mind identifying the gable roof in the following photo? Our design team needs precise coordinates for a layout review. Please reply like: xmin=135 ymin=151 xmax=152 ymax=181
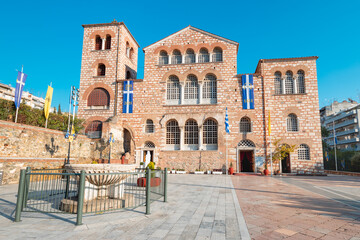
xmin=255 ymin=56 xmax=319 ymax=73
xmin=143 ymin=25 xmax=239 ymax=51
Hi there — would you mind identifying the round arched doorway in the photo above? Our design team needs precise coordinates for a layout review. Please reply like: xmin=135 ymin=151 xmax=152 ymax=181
xmin=142 ymin=141 xmax=155 ymax=164
xmin=236 ymin=140 xmax=256 ymax=173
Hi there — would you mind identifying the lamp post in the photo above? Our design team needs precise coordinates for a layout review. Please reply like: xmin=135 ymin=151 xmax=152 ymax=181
xmin=65 ymin=86 xmax=80 ymax=164
xmin=108 ymin=133 xmax=114 ymax=164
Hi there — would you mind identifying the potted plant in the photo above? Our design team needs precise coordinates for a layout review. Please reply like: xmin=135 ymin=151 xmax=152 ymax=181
xmin=140 ymin=162 xmax=144 ymax=168
xmin=176 ymin=169 xmax=186 ymax=174
xmin=194 ymin=169 xmax=204 ymax=174
xmin=171 ymin=168 xmax=176 ymax=174
xmin=212 ymin=169 xmax=222 ymax=175
xmin=228 ymin=162 xmax=234 ymax=175
xmin=263 ymin=164 xmax=270 ymax=176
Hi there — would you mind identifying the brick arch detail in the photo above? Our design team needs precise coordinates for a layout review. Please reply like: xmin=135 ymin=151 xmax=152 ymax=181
xmin=183 ymin=44 xmax=197 ymax=54
xmin=153 ymin=46 xmax=170 ymax=55
xmin=194 ymin=44 xmax=211 ymax=53
xmin=90 ymin=30 xmax=116 ymax=39
xmin=210 ymin=42 xmax=228 ymax=51
xmin=162 ymin=70 xmax=183 ymax=83
xmin=168 ymin=45 xmax=185 ymax=54
xmin=139 ymin=137 xmax=160 ymax=148
xmin=84 ymin=116 xmax=108 ymax=129
xmin=182 ymin=69 xmax=201 ymax=83
xmin=91 ymin=59 xmax=112 ymax=69
xmin=82 ymin=83 xmax=114 ymax=101
xmin=200 ymin=68 xmax=223 ymax=81
xmin=269 ymin=65 xmax=310 ymax=76
xmin=283 ymin=107 xmax=301 ymax=117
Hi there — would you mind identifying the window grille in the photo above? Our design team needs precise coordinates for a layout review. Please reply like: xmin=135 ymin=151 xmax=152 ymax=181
xmin=85 ymin=121 xmax=102 ymax=139
xmin=167 ymin=75 xmax=180 ymax=100
xmin=287 ymin=114 xmax=298 ymax=132
xmin=198 ymin=48 xmax=209 ymax=63
xmin=98 ymin=64 xmax=106 ymax=76
xmin=298 ymin=144 xmax=310 ymax=160
xmin=238 ymin=140 xmax=255 ymax=148
xmin=274 ymin=71 xmax=282 ymax=94
xmin=203 ymin=74 xmax=217 ymax=100
xmin=203 ymin=119 xmax=218 ymax=144
xmin=144 ymin=141 xmax=155 ymax=148
xmin=185 ymin=120 xmax=199 ymax=144
xmin=185 ymin=49 xmax=195 ymax=63
xmin=171 ymin=50 xmax=182 ymax=64
xmin=166 ymin=120 xmax=180 ymax=144
xmin=145 ymin=119 xmax=155 ymax=133
xmin=87 ymin=88 xmax=110 ymax=106
xmin=105 ymin=35 xmax=111 ymax=50
xmin=240 ymin=117 xmax=251 ymax=133
xmin=159 ymin=50 xmax=169 ymax=65
xmin=212 ymin=47 xmax=223 ymax=62
xmin=285 ymin=71 xmax=294 ymax=94
xmin=185 ymin=75 xmax=199 ymax=100
xmin=297 ymin=70 xmax=305 ymax=93
xmin=95 ymin=35 xmax=102 ymax=50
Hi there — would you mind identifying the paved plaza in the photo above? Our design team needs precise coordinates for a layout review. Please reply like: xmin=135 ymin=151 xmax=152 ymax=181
xmin=0 ymin=174 xmax=360 ymax=239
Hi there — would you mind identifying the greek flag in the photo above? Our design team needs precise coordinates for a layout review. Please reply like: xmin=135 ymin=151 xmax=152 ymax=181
xmin=225 ymin=107 xmax=230 ymax=134
xmin=14 ymin=71 xmax=28 ymax=108
xmin=241 ymin=74 xmax=254 ymax=110
xmin=123 ymin=80 xmax=133 ymax=113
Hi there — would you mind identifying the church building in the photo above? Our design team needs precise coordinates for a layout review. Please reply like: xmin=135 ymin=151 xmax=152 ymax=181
xmin=78 ymin=21 xmax=324 ymax=174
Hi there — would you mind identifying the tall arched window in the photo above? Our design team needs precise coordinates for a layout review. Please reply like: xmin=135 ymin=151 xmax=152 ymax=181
xmin=166 ymin=75 xmax=180 ymax=104
xmin=287 ymin=114 xmax=298 ymax=132
xmin=203 ymin=119 xmax=218 ymax=146
xmin=126 ymin=42 xmax=130 ymax=57
xmin=87 ymin=88 xmax=110 ymax=107
xmin=240 ymin=117 xmax=251 ymax=133
xmin=95 ymin=35 xmax=102 ymax=50
xmin=202 ymin=74 xmax=217 ymax=104
xmin=85 ymin=121 xmax=102 ymax=139
xmin=185 ymin=49 xmax=195 ymax=63
xmin=172 ymin=49 xmax=182 ymax=64
xmin=145 ymin=119 xmax=155 ymax=133
xmin=297 ymin=70 xmax=305 ymax=94
xmin=184 ymin=74 xmax=199 ymax=104
xmin=198 ymin=48 xmax=209 ymax=63
xmin=185 ymin=120 xmax=199 ymax=147
xmin=166 ymin=120 xmax=180 ymax=150
xmin=105 ymin=35 xmax=111 ymax=50
xmin=129 ymin=48 xmax=134 ymax=60
xmin=97 ymin=64 xmax=106 ymax=76
xmin=285 ymin=71 xmax=294 ymax=94
xmin=159 ymin=50 xmax=169 ymax=65
xmin=274 ymin=71 xmax=282 ymax=94
xmin=298 ymin=144 xmax=310 ymax=160
xmin=212 ymin=47 xmax=223 ymax=62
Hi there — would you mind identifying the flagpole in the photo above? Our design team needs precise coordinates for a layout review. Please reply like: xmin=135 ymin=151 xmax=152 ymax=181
xmin=14 ymin=66 xmax=24 ymax=124
xmin=15 ymin=107 xmax=19 ymax=123
xmin=67 ymin=86 xmax=72 ymax=133
xmin=333 ymin=120 xmax=338 ymax=171
xmin=225 ymin=132 xmax=228 ymax=176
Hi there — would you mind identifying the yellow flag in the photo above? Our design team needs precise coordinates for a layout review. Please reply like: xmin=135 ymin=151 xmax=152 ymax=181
xmin=268 ymin=110 xmax=271 ymax=136
xmin=44 ymin=86 xmax=53 ymax=119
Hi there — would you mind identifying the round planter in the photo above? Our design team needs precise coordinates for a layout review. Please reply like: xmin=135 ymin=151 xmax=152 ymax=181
xmin=229 ymin=167 xmax=234 ymax=175
xmin=137 ymin=177 xmax=162 ymax=187
xmin=263 ymin=169 xmax=270 ymax=176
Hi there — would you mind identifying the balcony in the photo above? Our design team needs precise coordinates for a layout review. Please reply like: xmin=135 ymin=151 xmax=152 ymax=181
xmin=323 ymin=109 xmax=357 ymax=125
xmin=326 ymin=118 xmax=358 ymax=130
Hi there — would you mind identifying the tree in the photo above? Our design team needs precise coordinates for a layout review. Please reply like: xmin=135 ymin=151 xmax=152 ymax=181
xmin=268 ymin=139 xmax=296 ymax=172
xmin=58 ymin=104 xmax=62 ymax=115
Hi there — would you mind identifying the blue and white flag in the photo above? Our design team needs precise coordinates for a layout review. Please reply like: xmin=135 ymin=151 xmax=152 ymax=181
xmin=14 ymin=71 xmax=28 ymax=108
xmin=241 ymin=74 xmax=254 ymax=110
xmin=225 ymin=107 xmax=230 ymax=134
xmin=122 ymin=80 xmax=133 ymax=113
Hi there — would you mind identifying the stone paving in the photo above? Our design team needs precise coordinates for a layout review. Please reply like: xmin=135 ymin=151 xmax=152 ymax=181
xmin=232 ymin=175 xmax=360 ymax=240
xmin=0 ymin=174 xmax=249 ymax=240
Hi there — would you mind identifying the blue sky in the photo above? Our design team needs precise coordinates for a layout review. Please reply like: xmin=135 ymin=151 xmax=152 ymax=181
xmin=0 ymin=0 xmax=359 ymax=112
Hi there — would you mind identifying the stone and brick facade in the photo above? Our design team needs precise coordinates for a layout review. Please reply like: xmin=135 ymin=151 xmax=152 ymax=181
xmin=78 ymin=22 xmax=324 ymax=174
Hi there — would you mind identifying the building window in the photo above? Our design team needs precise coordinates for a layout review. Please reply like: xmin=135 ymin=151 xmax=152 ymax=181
xmin=298 ymin=144 xmax=310 ymax=160
xmin=166 ymin=120 xmax=180 ymax=145
xmin=185 ymin=119 xmax=199 ymax=145
xmin=285 ymin=71 xmax=294 ymax=94
xmin=95 ymin=35 xmax=102 ymax=50
xmin=85 ymin=121 xmax=102 ymax=139
xmin=126 ymin=42 xmax=130 ymax=57
xmin=105 ymin=35 xmax=111 ymax=50
xmin=198 ymin=48 xmax=209 ymax=63
xmin=274 ymin=71 xmax=282 ymax=94
xmin=212 ymin=47 xmax=223 ymax=62
xmin=126 ymin=71 xmax=132 ymax=79
xmin=297 ymin=70 xmax=305 ymax=94
xmin=287 ymin=114 xmax=299 ymax=132
xmin=159 ymin=50 xmax=169 ymax=65
xmin=203 ymin=119 xmax=218 ymax=144
xmin=202 ymin=74 xmax=217 ymax=103
xmin=240 ymin=117 xmax=251 ymax=133
xmin=171 ymin=49 xmax=182 ymax=64
xmin=167 ymin=75 xmax=180 ymax=102
xmin=184 ymin=74 xmax=199 ymax=102
xmin=144 ymin=141 xmax=155 ymax=148
xmin=87 ymin=88 xmax=110 ymax=107
xmin=145 ymin=119 xmax=155 ymax=133
xmin=130 ymin=48 xmax=134 ymax=60
xmin=97 ymin=64 xmax=106 ymax=76
xmin=238 ymin=139 xmax=256 ymax=148
xmin=185 ymin=49 xmax=195 ymax=64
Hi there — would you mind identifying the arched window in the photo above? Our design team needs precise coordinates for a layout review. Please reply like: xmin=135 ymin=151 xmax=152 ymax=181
xmin=95 ymin=35 xmax=102 ymax=50
xmin=171 ymin=49 xmax=182 ymax=64
xmin=185 ymin=120 xmax=199 ymax=146
xmin=87 ymin=88 xmax=110 ymax=107
xmin=129 ymin=48 xmax=134 ymax=60
xmin=184 ymin=74 xmax=199 ymax=104
xmin=159 ymin=50 xmax=169 ymax=65
xmin=287 ymin=114 xmax=298 ymax=132
xmin=97 ymin=64 xmax=106 ymax=76
xmin=203 ymin=119 xmax=218 ymax=145
xmin=166 ymin=120 xmax=180 ymax=146
xmin=166 ymin=75 xmax=180 ymax=104
xmin=298 ymin=144 xmax=310 ymax=160
xmin=238 ymin=140 xmax=256 ymax=148
xmin=126 ymin=42 xmax=130 ymax=57
xmin=274 ymin=71 xmax=282 ymax=94
xmin=85 ymin=121 xmax=102 ymax=139
xmin=297 ymin=70 xmax=305 ymax=94
xmin=212 ymin=47 xmax=223 ymax=62
xmin=145 ymin=119 xmax=155 ymax=133
xmin=240 ymin=117 xmax=251 ymax=133
xmin=185 ymin=49 xmax=195 ymax=63
xmin=144 ymin=141 xmax=155 ymax=148
xmin=105 ymin=35 xmax=111 ymax=50
xmin=285 ymin=71 xmax=294 ymax=94
xmin=198 ymin=48 xmax=209 ymax=63
xmin=202 ymin=74 xmax=217 ymax=103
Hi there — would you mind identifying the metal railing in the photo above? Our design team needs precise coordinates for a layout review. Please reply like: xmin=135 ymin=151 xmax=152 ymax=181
xmin=15 ymin=167 xmax=167 ymax=225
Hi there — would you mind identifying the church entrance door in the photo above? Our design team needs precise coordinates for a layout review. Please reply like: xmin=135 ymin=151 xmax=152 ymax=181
xmin=239 ymin=150 xmax=254 ymax=172
xmin=281 ymin=153 xmax=291 ymax=173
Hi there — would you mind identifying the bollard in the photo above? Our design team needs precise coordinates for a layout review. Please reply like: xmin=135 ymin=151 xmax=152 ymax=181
xmin=164 ymin=168 xmax=168 ymax=202
xmin=22 ymin=167 xmax=31 ymax=210
xmin=76 ymin=170 xmax=85 ymax=225
xmin=145 ymin=167 xmax=151 ymax=215
xmin=15 ymin=169 xmax=26 ymax=222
